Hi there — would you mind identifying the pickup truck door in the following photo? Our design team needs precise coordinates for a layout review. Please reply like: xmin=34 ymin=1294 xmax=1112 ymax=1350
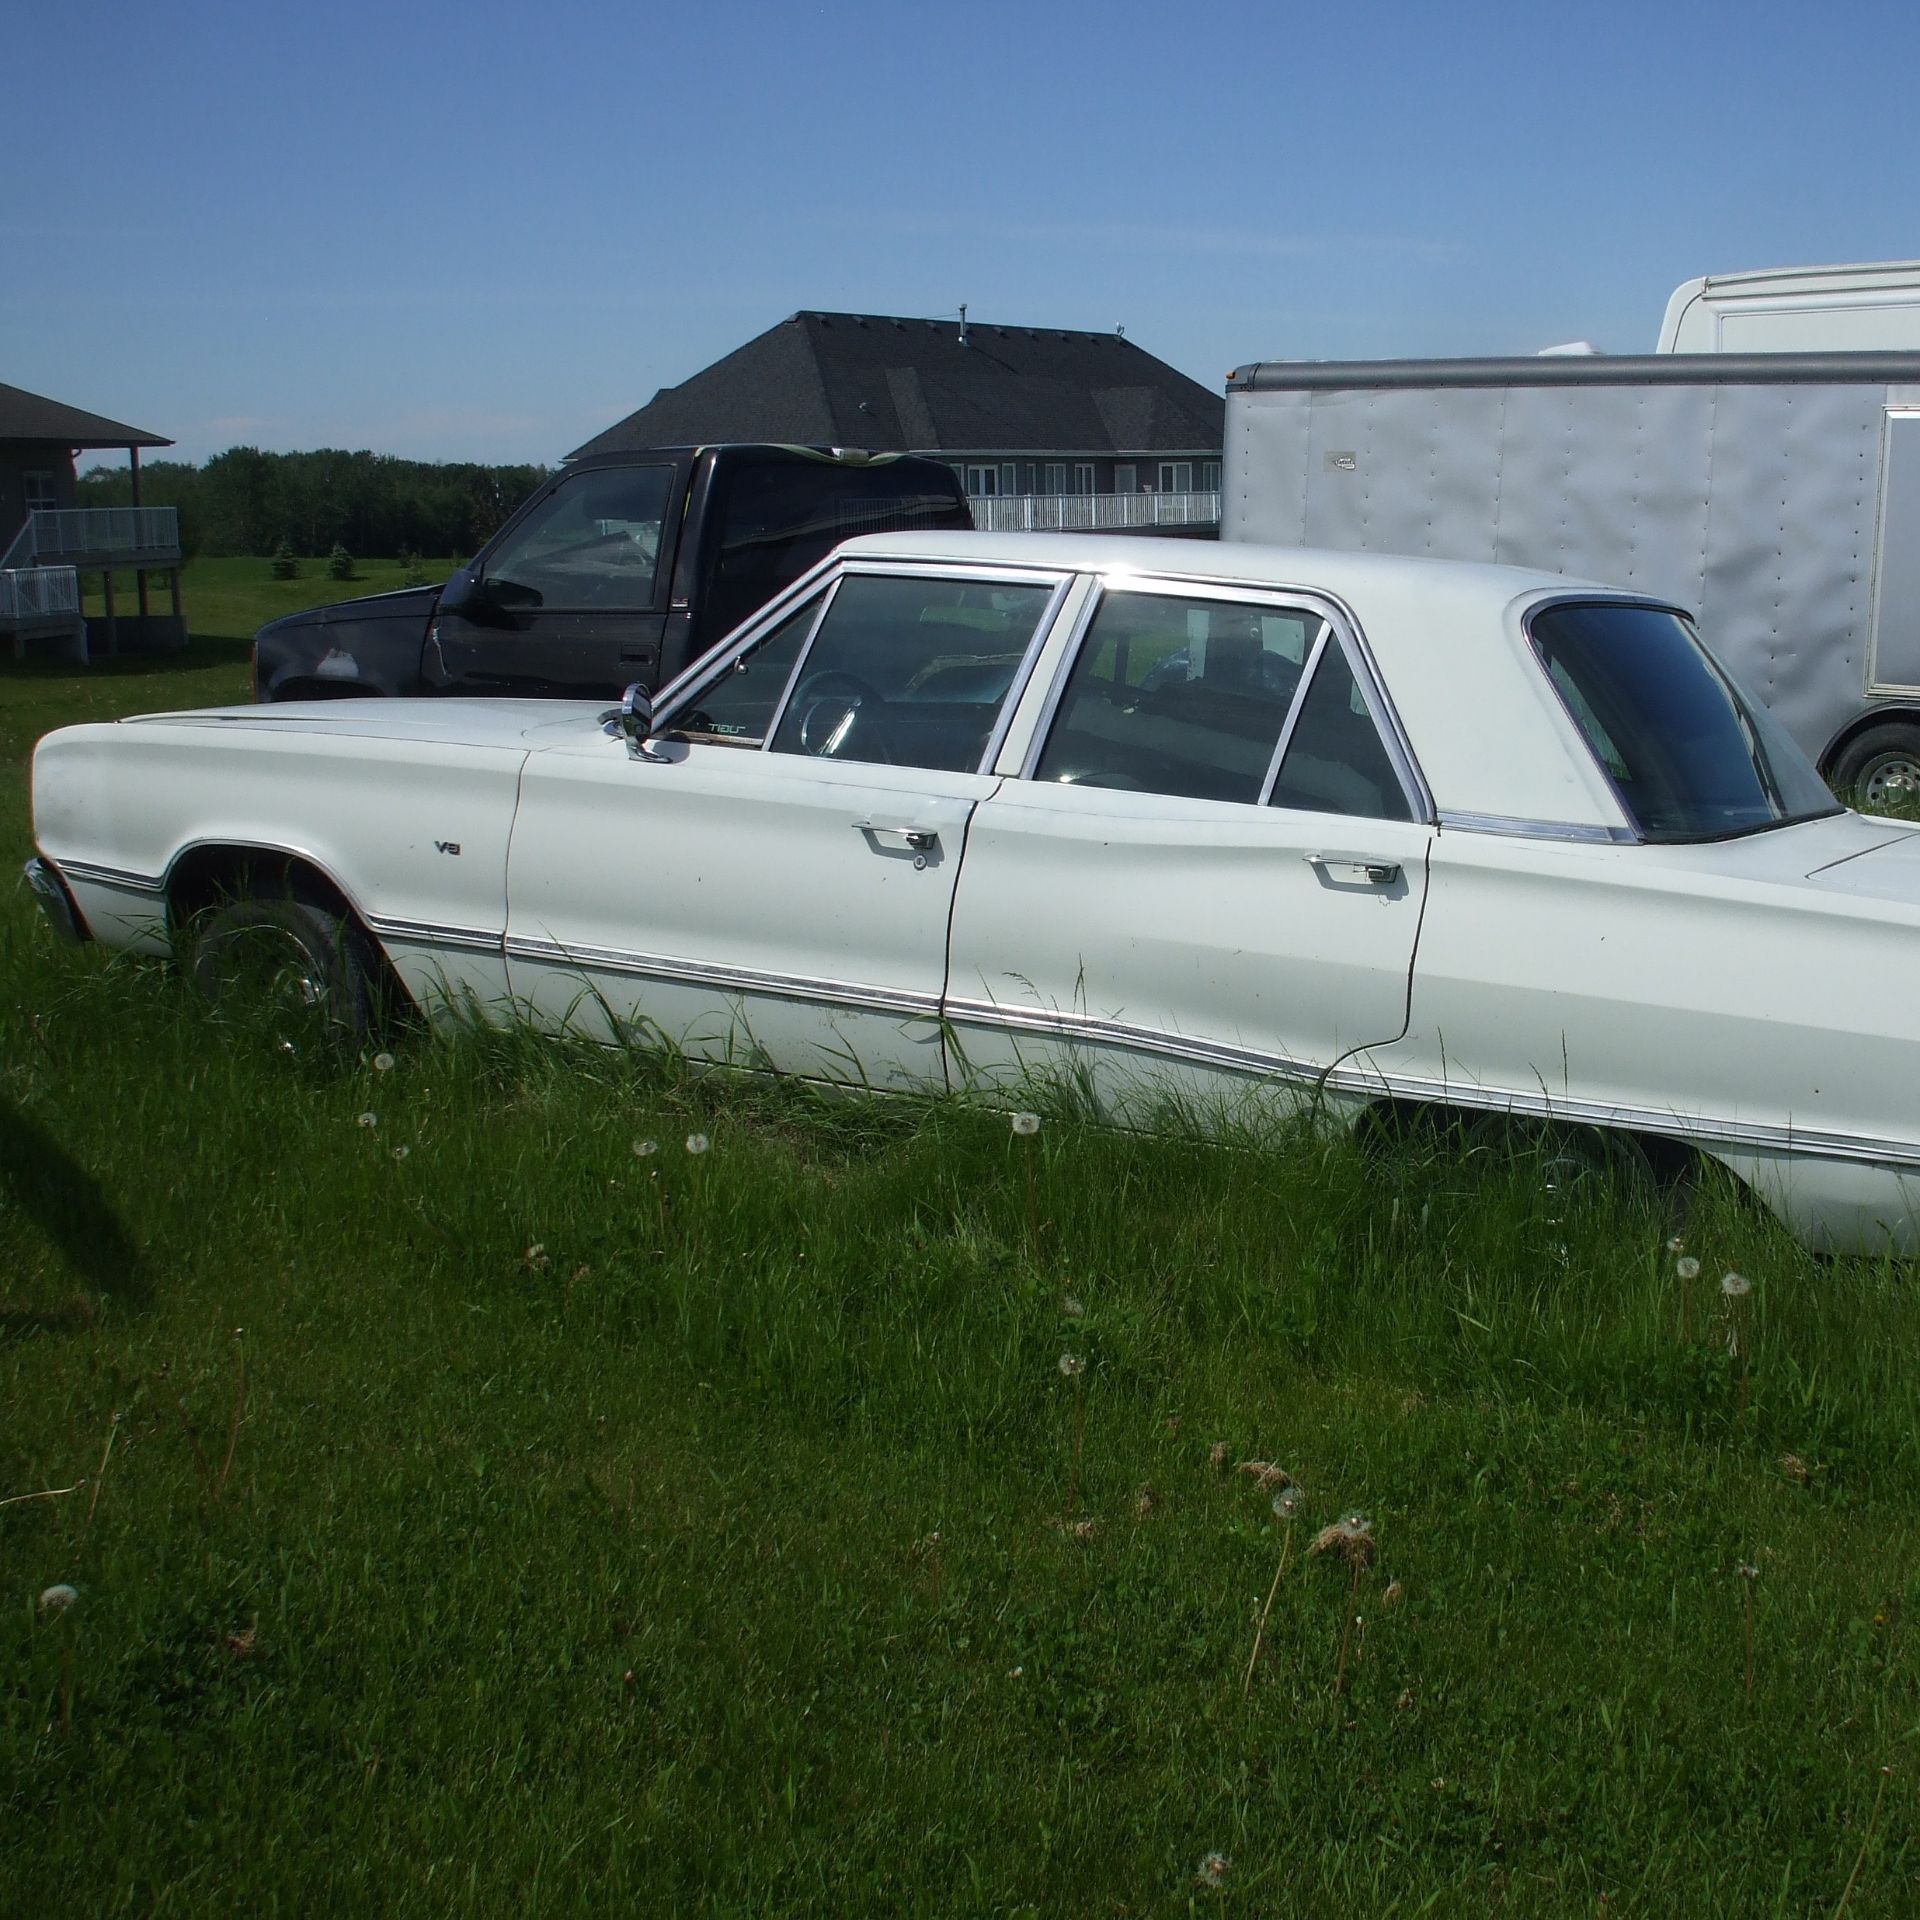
xmin=424 ymin=461 xmax=678 ymax=699
xmin=946 ymin=581 xmax=1433 ymax=1112
xmin=503 ymin=564 xmax=1072 ymax=1085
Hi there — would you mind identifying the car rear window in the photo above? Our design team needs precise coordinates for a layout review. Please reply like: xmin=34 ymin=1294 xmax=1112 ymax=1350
xmin=1529 ymin=602 xmax=1839 ymax=840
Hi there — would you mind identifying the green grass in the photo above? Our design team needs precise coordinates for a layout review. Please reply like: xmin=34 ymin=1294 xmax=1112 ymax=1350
xmin=4 ymin=608 xmax=1920 ymax=1913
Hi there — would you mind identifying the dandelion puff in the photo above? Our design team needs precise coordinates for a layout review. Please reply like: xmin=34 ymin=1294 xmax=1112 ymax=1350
xmin=524 ymin=1243 xmax=550 ymax=1271
xmin=390 ymin=1145 xmax=409 ymax=1161
xmin=372 ymin=1052 xmax=395 ymax=1073
xmin=38 ymin=1583 xmax=78 ymax=1614
xmin=1721 ymin=1270 xmax=1752 ymax=1299
xmin=1070 ymin=1517 xmax=1096 ymax=1541
xmin=1311 ymin=1511 xmax=1378 ymax=1573
xmin=1009 ymin=1111 xmax=1041 ymax=1137
xmin=1195 ymin=1851 xmax=1231 ymax=1889
xmin=1667 ymin=1234 xmax=1686 ymax=1254
xmin=357 ymin=1111 xmax=378 ymax=1129
xmin=632 ymin=1139 xmax=657 ymax=1158
xmin=1273 ymin=1486 xmax=1303 ymax=1520
xmin=1779 ymin=1452 xmax=1812 ymax=1484
xmin=1238 ymin=1459 xmax=1292 ymax=1494
xmin=684 ymin=1133 xmax=710 ymax=1156
xmin=1060 ymin=1293 xmax=1085 ymax=1319
xmin=1058 ymin=1353 xmax=1085 ymax=1378
xmin=1736 ymin=1560 xmax=1760 ymax=1582
xmin=1134 ymin=1485 xmax=1158 ymax=1517
xmin=1675 ymin=1254 xmax=1701 ymax=1280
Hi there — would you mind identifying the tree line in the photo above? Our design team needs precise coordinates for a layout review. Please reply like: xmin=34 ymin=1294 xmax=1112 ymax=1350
xmin=76 ymin=448 xmax=551 ymax=561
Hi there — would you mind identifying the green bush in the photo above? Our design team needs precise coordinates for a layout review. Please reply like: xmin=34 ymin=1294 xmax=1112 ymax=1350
xmin=269 ymin=539 xmax=299 ymax=581
xmin=326 ymin=543 xmax=355 ymax=582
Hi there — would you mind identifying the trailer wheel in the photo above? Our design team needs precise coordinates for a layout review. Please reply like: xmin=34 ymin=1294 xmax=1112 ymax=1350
xmin=1830 ymin=722 xmax=1920 ymax=811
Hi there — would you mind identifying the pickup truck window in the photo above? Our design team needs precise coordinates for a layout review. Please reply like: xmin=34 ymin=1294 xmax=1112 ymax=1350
xmin=485 ymin=464 xmax=674 ymax=610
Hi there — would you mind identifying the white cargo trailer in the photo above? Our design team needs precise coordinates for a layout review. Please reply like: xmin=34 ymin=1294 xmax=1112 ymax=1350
xmin=1223 ymin=350 xmax=1920 ymax=798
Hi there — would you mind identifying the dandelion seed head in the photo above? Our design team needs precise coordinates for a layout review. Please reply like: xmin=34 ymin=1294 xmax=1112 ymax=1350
xmin=1009 ymin=1111 xmax=1041 ymax=1137
xmin=372 ymin=1052 xmax=395 ymax=1073
xmin=1311 ymin=1511 xmax=1378 ymax=1572
xmin=1060 ymin=1293 xmax=1085 ymax=1319
xmin=1057 ymin=1352 xmax=1085 ymax=1378
xmin=1675 ymin=1254 xmax=1700 ymax=1280
xmin=1069 ymin=1517 xmax=1096 ymax=1540
xmin=1721 ymin=1270 xmax=1752 ymax=1299
xmin=391 ymin=1145 xmax=409 ymax=1161
xmin=1195 ymin=1851 xmax=1231 ymax=1889
xmin=684 ymin=1133 xmax=710 ymax=1156
xmin=1736 ymin=1561 xmax=1760 ymax=1581
xmin=38 ymin=1583 xmax=78 ymax=1614
xmin=357 ymin=1111 xmax=378 ymax=1129
xmin=1273 ymin=1487 xmax=1302 ymax=1520
xmin=524 ymin=1243 xmax=550 ymax=1271
xmin=632 ymin=1139 xmax=657 ymax=1158
xmin=1667 ymin=1234 xmax=1686 ymax=1254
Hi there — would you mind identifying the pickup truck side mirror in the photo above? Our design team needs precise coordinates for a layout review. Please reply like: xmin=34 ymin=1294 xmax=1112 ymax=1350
xmin=438 ymin=567 xmax=540 ymax=623
xmin=438 ymin=567 xmax=485 ymax=617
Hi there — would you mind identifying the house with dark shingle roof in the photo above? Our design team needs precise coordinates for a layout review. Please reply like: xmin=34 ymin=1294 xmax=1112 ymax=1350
xmin=571 ymin=311 xmax=1225 ymax=531
xmin=0 ymin=381 xmax=183 ymax=660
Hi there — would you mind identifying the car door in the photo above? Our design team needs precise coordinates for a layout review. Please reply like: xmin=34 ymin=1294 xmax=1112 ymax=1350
xmin=947 ymin=579 xmax=1435 ymax=1115
xmin=424 ymin=461 xmax=679 ymax=698
xmin=503 ymin=562 xmax=1075 ymax=1087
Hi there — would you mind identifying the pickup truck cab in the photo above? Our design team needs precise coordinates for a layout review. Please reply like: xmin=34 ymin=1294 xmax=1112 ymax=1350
xmin=251 ymin=444 xmax=971 ymax=702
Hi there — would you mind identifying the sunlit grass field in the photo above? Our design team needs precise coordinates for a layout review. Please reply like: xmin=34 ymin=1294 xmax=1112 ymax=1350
xmin=4 ymin=576 xmax=1919 ymax=1913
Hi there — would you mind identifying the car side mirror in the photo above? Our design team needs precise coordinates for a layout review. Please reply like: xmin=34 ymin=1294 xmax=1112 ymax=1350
xmin=603 ymin=681 xmax=670 ymax=761
xmin=438 ymin=567 xmax=484 ymax=616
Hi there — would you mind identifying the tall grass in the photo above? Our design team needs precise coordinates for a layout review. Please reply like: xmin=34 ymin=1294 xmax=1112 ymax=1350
xmin=5 ymin=638 xmax=1919 ymax=1912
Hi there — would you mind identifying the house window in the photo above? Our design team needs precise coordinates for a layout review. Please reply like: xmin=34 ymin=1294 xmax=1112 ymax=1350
xmin=1001 ymin=463 xmax=1019 ymax=495
xmin=24 ymin=471 xmax=57 ymax=515
xmin=965 ymin=465 xmax=1000 ymax=497
xmin=1073 ymin=463 xmax=1095 ymax=494
xmin=1157 ymin=462 xmax=1194 ymax=493
xmin=1044 ymin=463 xmax=1068 ymax=495
xmin=1115 ymin=465 xmax=1137 ymax=494
xmin=1202 ymin=462 xmax=1221 ymax=492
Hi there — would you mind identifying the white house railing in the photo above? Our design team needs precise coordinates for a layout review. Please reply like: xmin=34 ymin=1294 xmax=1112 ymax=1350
xmin=0 ymin=506 xmax=181 ymax=569
xmin=968 ymin=491 xmax=1221 ymax=534
xmin=0 ymin=565 xmax=80 ymax=623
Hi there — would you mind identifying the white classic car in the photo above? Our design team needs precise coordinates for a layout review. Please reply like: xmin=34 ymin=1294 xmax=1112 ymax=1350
xmin=26 ymin=532 xmax=1920 ymax=1252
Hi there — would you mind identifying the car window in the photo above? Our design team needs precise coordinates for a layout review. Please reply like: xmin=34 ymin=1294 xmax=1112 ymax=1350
xmin=672 ymin=594 xmax=824 ymax=745
xmin=767 ymin=574 xmax=1055 ymax=773
xmin=1032 ymin=590 xmax=1316 ymax=802
xmin=483 ymin=465 xmax=674 ymax=610
xmin=1529 ymin=602 xmax=1839 ymax=840
xmin=1267 ymin=641 xmax=1414 ymax=821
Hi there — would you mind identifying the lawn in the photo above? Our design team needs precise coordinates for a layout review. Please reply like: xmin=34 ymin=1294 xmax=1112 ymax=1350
xmin=3 ymin=584 xmax=1918 ymax=1914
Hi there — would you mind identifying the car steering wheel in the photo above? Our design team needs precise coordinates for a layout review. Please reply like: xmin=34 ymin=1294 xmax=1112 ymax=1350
xmin=792 ymin=671 xmax=888 ymax=760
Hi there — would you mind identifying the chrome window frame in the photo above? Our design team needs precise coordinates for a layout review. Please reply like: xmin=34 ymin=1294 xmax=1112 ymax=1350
xmin=660 ymin=581 xmax=838 ymax=747
xmin=1018 ymin=571 xmax=1433 ymax=824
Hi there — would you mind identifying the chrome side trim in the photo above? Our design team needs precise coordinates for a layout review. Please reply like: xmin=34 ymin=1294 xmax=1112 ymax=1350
xmin=365 ymin=914 xmax=504 ymax=955
xmin=1437 ymin=810 xmax=1637 ymax=844
xmin=58 ymin=856 xmax=165 ymax=894
xmin=506 ymin=933 xmax=941 ymax=1019
xmin=945 ymin=995 xmax=1920 ymax=1174
xmin=943 ymin=994 xmax=1322 ymax=1087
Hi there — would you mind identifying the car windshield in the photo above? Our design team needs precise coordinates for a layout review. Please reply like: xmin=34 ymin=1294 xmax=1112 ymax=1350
xmin=1529 ymin=602 xmax=1840 ymax=841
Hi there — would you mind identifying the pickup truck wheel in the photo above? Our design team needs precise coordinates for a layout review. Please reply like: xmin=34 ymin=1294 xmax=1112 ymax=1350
xmin=1830 ymin=721 xmax=1920 ymax=810
xmin=187 ymin=894 xmax=376 ymax=1048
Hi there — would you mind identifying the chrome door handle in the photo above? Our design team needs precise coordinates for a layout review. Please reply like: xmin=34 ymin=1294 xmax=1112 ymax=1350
xmin=854 ymin=821 xmax=939 ymax=851
xmin=1306 ymin=851 xmax=1401 ymax=885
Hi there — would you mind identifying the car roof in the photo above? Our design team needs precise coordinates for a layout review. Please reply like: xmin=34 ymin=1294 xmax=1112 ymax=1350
xmin=836 ymin=531 xmax=1654 ymax=828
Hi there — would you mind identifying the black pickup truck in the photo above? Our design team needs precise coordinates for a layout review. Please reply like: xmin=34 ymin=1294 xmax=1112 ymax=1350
xmin=251 ymin=444 xmax=971 ymax=701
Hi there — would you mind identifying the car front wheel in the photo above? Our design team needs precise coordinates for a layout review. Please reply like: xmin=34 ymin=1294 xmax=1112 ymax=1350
xmin=186 ymin=893 xmax=378 ymax=1048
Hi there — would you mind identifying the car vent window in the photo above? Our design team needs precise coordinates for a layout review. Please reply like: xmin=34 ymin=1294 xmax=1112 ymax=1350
xmin=1033 ymin=591 xmax=1316 ymax=803
xmin=672 ymin=594 xmax=824 ymax=745
xmin=1268 ymin=642 xmax=1414 ymax=822
xmin=768 ymin=574 xmax=1055 ymax=773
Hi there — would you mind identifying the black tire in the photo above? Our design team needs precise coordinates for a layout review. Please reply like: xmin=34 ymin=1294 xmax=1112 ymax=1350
xmin=1829 ymin=720 xmax=1920 ymax=811
xmin=186 ymin=893 xmax=377 ymax=1048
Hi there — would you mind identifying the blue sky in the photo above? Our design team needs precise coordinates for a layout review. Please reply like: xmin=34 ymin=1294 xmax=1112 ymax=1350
xmin=7 ymin=0 xmax=1918 ymax=469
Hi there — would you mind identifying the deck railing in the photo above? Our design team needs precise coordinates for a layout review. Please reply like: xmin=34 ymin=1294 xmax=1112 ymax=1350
xmin=968 ymin=491 xmax=1221 ymax=534
xmin=0 ymin=506 xmax=181 ymax=569
xmin=0 ymin=565 xmax=80 ymax=623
